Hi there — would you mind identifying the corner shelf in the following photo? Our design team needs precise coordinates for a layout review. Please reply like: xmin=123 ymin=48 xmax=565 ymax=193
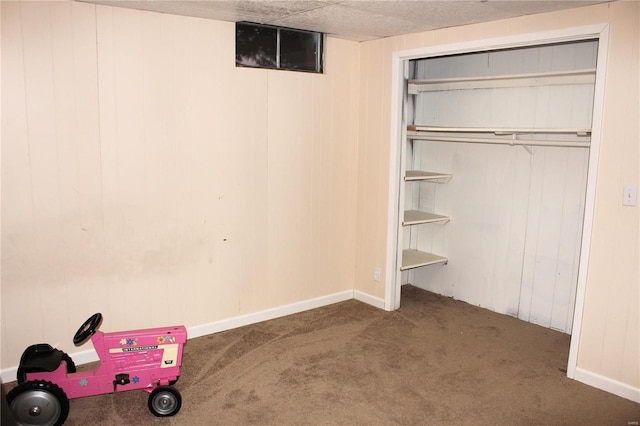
xmin=404 ymin=170 xmax=452 ymax=183
xmin=401 ymin=169 xmax=451 ymax=271
xmin=401 ymin=249 xmax=448 ymax=271
xmin=403 ymin=210 xmax=450 ymax=226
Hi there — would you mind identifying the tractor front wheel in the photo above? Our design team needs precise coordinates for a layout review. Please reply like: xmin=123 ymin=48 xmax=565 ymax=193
xmin=148 ymin=386 xmax=182 ymax=417
xmin=6 ymin=380 xmax=69 ymax=426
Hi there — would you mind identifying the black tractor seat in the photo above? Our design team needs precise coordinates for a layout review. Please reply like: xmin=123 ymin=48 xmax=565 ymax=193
xmin=19 ymin=344 xmax=65 ymax=372
xmin=17 ymin=344 xmax=76 ymax=383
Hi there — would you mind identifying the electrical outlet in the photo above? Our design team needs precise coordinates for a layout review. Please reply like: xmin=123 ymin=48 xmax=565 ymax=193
xmin=373 ymin=267 xmax=381 ymax=282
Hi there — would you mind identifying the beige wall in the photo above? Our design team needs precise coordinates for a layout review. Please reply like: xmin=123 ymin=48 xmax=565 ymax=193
xmin=355 ymin=2 xmax=639 ymax=392
xmin=1 ymin=1 xmax=360 ymax=368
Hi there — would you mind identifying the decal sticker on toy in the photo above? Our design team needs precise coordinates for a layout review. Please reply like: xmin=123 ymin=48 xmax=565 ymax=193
xmin=157 ymin=335 xmax=177 ymax=344
xmin=120 ymin=338 xmax=138 ymax=346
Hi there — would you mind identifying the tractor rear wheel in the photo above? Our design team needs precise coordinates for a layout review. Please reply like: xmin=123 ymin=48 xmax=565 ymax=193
xmin=148 ymin=386 xmax=182 ymax=417
xmin=6 ymin=380 xmax=69 ymax=426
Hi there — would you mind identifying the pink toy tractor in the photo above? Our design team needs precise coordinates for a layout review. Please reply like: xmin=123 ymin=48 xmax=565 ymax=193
xmin=6 ymin=313 xmax=187 ymax=425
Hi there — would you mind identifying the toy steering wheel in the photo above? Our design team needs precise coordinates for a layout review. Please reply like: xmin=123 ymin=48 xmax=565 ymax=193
xmin=73 ymin=313 xmax=103 ymax=346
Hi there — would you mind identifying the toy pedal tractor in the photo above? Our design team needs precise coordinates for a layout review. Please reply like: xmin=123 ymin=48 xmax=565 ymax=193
xmin=6 ymin=313 xmax=187 ymax=426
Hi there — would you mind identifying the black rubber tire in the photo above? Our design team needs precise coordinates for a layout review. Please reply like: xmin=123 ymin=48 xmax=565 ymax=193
xmin=73 ymin=313 xmax=102 ymax=346
xmin=148 ymin=386 xmax=182 ymax=417
xmin=6 ymin=380 xmax=69 ymax=426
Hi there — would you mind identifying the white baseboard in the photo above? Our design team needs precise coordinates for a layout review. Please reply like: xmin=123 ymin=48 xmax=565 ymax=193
xmin=573 ymin=367 xmax=640 ymax=403
xmin=2 ymin=366 xmax=17 ymax=384
xmin=1 ymin=290 xmax=354 ymax=384
xmin=354 ymin=290 xmax=385 ymax=309
xmin=187 ymin=290 xmax=354 ymax=339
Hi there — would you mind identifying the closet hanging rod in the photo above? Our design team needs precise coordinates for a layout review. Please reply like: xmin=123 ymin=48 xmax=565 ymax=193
xmin=406 ymin=132 xmax=590 ymax=148
xmin=407 ymin=125 xmax=591 ymax=136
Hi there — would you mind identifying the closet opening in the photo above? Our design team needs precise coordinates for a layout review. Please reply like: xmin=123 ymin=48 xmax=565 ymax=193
xmin=385 ymin=24 xmax=609 ymax=380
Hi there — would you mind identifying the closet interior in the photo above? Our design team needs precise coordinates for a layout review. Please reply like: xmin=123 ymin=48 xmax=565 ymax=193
xmin=399 ymin=40 xmax=598 ymax=334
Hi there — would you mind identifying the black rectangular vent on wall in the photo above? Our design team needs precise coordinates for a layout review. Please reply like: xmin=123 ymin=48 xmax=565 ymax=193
xmin=236 ymin=22 xmax=324 ymax=73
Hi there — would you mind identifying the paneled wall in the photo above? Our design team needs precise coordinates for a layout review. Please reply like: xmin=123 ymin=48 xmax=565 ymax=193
xmin=355 ymin=2 xmax=638 ymax=395
xmin=1 ymin=1 xmax=360 ymax=368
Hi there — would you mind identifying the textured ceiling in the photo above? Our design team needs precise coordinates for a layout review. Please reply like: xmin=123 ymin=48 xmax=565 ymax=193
xmin=77 ymin=0 xmax=609 ymax=42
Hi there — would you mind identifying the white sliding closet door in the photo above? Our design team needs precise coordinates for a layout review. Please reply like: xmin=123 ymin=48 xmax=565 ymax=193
xmin=404 ymin=40 xmax=597 ymax=333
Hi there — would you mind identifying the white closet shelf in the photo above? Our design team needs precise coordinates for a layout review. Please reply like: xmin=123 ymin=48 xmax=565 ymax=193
xmin=401 ymin=249 xmax=448 ymax=270
xmin=408 ymin=68 xmax=596 ymax=93
xmin=405 ymin=170 xmax=452 ymax=183
xmin=403 ymin=210 xmax=450 ymax=226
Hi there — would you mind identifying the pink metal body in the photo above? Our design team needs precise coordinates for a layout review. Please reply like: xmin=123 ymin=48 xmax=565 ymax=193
xmin=24 ymin=325 xmax=187 ymax=399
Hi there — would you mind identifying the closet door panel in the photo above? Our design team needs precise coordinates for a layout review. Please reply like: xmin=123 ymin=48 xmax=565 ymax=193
xmin=549 ymin=148 xmax=589 ymax=332
xmin=474 ymin=143 xmax=515 ymax=312
xmin=447 ymin=143 xmax=488 ymax=304
xmin=492 ymin=147 xmax=532 ymax=317
xmin=518 ymin=147 xmax=588 ymax=332
xmin=520 ymin=148 xmax=566 ymax=327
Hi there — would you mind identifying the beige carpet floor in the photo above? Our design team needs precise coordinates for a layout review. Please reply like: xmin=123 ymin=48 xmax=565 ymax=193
xmin=3 ymin=285 xmax=639 ymax=425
